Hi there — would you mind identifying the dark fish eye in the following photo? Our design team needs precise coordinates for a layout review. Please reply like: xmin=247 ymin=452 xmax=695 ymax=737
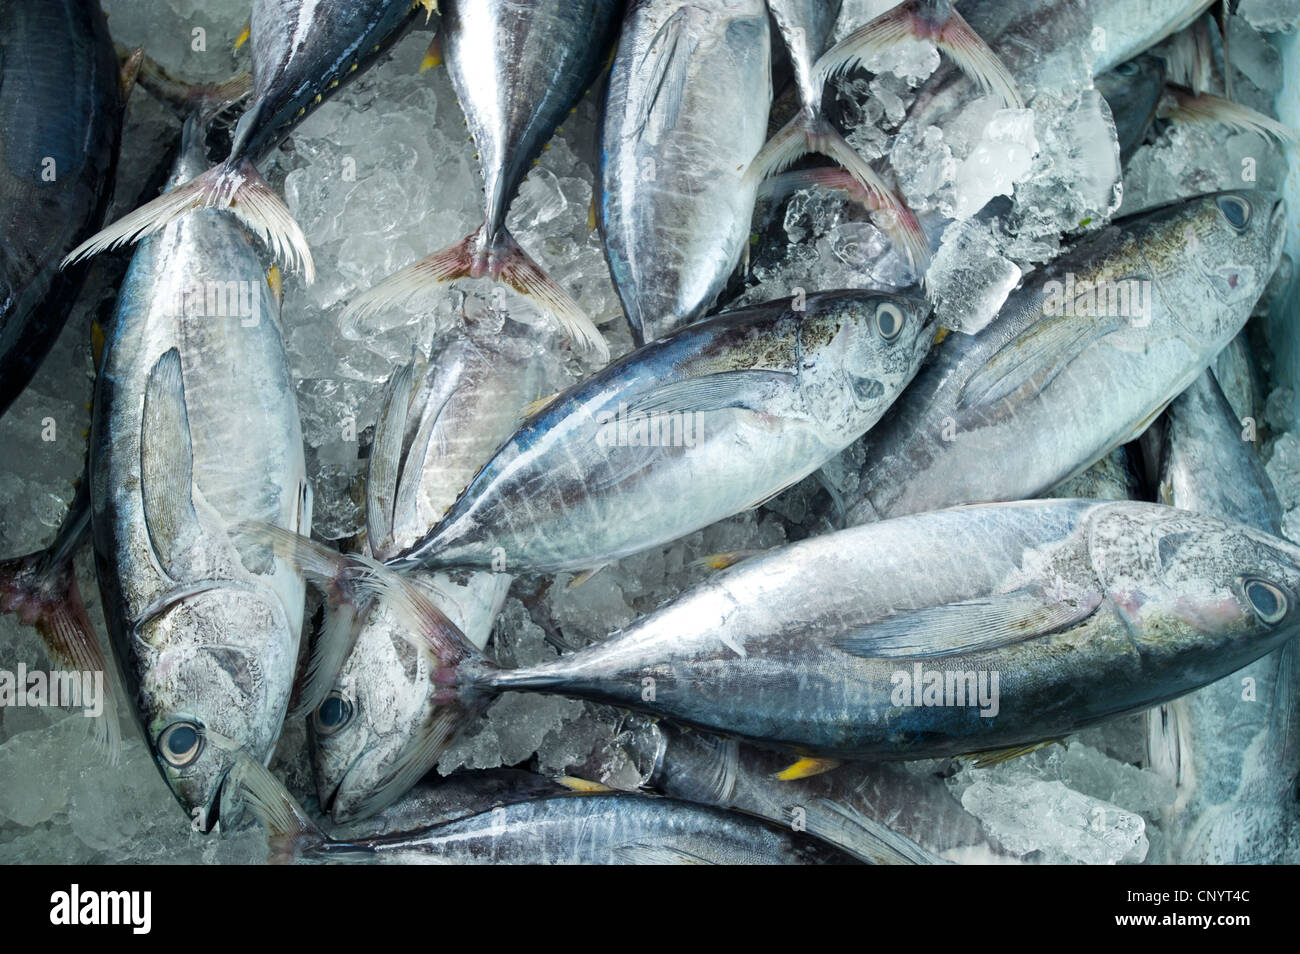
xmin=875 ymin=302 xmax=904 ymax=341
xmin=158 ymin=721 xmax=204 ymax=767
xmin=1216 ymin=195 xmax=1252 ymax=231
xmin=1115 ymin=61 xmax=1138 ymax=76
xmin=1242 ymin=578 xmax=1288 ymax=625
xmin=316 ymin=691 xmax=354 ymax=734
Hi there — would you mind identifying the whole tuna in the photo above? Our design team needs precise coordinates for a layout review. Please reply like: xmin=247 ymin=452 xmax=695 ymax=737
xmin=844 ymin=191 xmax=1285 ymax=525
xmin=309 ymin=323 xmax=568 ymax=822
xmin=91 ymin=122 xmax=310 ymax=831
xmin=380 ymin=289 xmax=935 ymax=573
xmin=235 ymin=756 xmax=858 ymax=864
xmin=1144 ymin=370 xmax=1300 ymax=864
xmin=0 ymin=0 xmax=123 ymax=417
xmin=348 ymin=498 xmax=1300 ymax=766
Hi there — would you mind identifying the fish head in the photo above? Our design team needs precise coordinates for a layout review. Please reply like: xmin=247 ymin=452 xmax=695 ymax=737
xmin=797 ymin=290 xmax=936 ymax=440
xmin=310 ymin=605 xmax=446 ymax=824
xmin=1145 ymin=192 xmax=1286 ymax=337
xmin=1088 ymin=503 xmax=1300 ymax=678
xmin=135 ymin=585 xmax=295 ymax=832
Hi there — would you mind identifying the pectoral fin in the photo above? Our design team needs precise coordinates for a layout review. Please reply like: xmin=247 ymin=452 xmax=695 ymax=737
xmin=366 ymin=363 xmax=415 ymax=555
xmin=140 ymin=349 xmax=203 ymax=580
xmin=634 ymin=8 xmax=697 ymax=139
xmin=834 ymin=586 xmax=1101 ymax=659
xmin=625 ymin=370 xmax=796 ymax=417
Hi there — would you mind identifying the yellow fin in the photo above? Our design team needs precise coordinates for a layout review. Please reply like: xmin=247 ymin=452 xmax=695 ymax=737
xmin=267 ymin=264 xmax=283 ymax=305
xmin=91 ymin=322 xmax=106 ymax=371
xmin=556 ymin=776 xmax=613 ymax=793
xmin=415 ymin=0 xmax=439 ymax=22
xmin=587 ymin=191 xmax=598 ymax=232
xmin=962 ymin=739 xmax=1066 ymax=769
xmin=773 ymin=757 xmax=842 ymax=782
xmin=420 ymin=33 xmax=443 ymax=72
xmin=693 ymin=549 xmax=763 ymax=571
xmin=933 ymin=327 xmax=949 ymax=346
xmin=234 ymin=19 xmax=250 ymax=52
xmin=519 ymin=391 xmax=561 ymax=422
xmin=119 ymin=46 xmax=144 ymax=99
xmin=566 ymin=566 xmax=605 ymax=589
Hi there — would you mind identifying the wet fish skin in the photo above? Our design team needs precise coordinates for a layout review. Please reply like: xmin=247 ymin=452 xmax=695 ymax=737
xmin=472 ymin=499 xmax=1300 ymax=760
xmin=237 ymin=0 xmax=423 ymax=162
xmin=600 ymin=0 xmax=772 ymax=344
xmin=1144 ymin=370 xmax=1300 ymax=864
xmin=395 ymin=289 xmax=935 ymax=573
xmin=314 ymin=327 xmax=566 ymax=823
xmin=441 ymin=0 xmax=624 ymax=242
xmin=0 ymin=0 xmax=123 ymax=417
xmin=845 ymin=191 xmax=1285 ymax=525
xmin=318 ymin=792 xmax=859 ymax=864
xmin=768 ymin=0 xmax=843 ymax=110
xmin=90 ymin=126 xmax=309 ymax=831
xmin=624 ymin=721 xmax=981 ymax=863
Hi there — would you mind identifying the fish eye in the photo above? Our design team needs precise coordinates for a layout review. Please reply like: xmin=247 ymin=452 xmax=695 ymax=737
xmin=1242 ymin=577 xmax=1288 ymax=625
xmin=1216 ymin=195 xmax=1252 ymax=231
xmin=158 ymin=721 xmax=204 ymax=767
xmin=315 ymin=690 xmax=354 ymax=735
xmin=1114 ymin=61 xmax=1139 ymax=76
xmin=875 ymin=302 xmax=905 ymax=341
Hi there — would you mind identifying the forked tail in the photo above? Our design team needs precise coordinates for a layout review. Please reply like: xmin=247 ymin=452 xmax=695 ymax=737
xmin=341 ymin=224 xmax=609 ymax=363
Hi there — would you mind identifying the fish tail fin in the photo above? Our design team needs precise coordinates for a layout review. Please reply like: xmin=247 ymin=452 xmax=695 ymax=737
xmin=61 ymin=157 xmax=315 ymax=282
xmin=0 ymin=507 xmax=122 ymax=765
xmin=228 ymin=754 xmax=327 ymax=863
xmin=791 ymin=798 xmax=948 ymax=865
xmin=816 ymin=0 xmax=1021 ymax=109
xmin=342 ymin=225 xmax=609 ymax=362
xmin=232 ymin=522 xmax=370 ymax=716
xmin=751 ymin=117 xmax=929 ymax=274
xmin=759 ymin=163 xmax=931 ymax=278
xmin=1159 ymin=88 xmax=1298 ymax=145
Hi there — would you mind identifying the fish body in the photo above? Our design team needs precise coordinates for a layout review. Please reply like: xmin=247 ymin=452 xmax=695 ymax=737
xmin=316 ymin=792 xmax=858 ymax=863
xmin=600 ymin=0 xmax=772 ymax=344
xmin=395 ymin=289 xmax=935 ymax=573
xmin=65 ymin=1 xmax=422 ymax=281
xmin=236 ymin=0 xmax=422 ymax=162
xmin=465 ymin=499 xmax=1300 ymax=760
xmin=625 ymin=722 xmax=980 ymax=863
xmin=90 ymin=126 xmax=309 ymax=830
xmin=1145 ymin=370 xmax=1300 ymax=864
xmin=313 ymin=327 xmax=567 ymax=822
xmin=845 ymin=192 xmax=1285 ymax=525
xmin=345 ymin=0 xmax=624 ymax=358
xmin=0 ymin=0 xmax=122 ymax=416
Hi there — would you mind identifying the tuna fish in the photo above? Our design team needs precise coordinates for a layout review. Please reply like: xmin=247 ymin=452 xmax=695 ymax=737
xmin=307 ymin=323 xmax=568 ymax=822
xmin=345 ymin=0 xmax=624 ymax=360
xmin=305 ymin=498 xmax=1300 ymax=769
xmin=844 ymin=191 xmax=1285 ymax=525
xmin=599 ymin=0 xmax=774 ymax=345
xmin=90 ymin=121 xmax=310 ymax=831
xmin=376 ymin=289 xmax=935 ymax=573
xmin=0 ymin=0 xmax=123 ymax=418
xmin=1144 ymin=370 xmax=1300 ymax=863
xmin=64 ymin=0 xmax=428 ymax=282
xmin=233 ymin=755 xmax=859 ymax=863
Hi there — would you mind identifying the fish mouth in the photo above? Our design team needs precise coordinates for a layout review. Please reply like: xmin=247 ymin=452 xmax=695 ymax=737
xmin=318 ymin=752 xmax=365 ymax=823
